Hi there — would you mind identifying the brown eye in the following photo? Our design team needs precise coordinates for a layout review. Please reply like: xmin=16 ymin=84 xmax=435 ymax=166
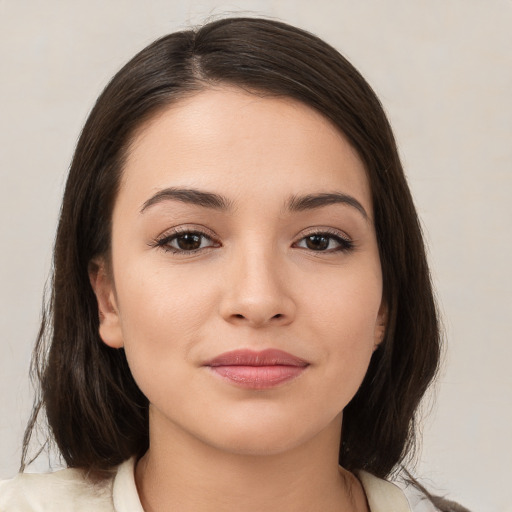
xmin=175 ymin=233 xmax=203 ymax=251
xmin=295 ymin=232 xmax=354 ymax=253
xmin=305 ymin=235 xmax=330 ymax=251
xmin=153 ymin=230 xmax=219 ymax=253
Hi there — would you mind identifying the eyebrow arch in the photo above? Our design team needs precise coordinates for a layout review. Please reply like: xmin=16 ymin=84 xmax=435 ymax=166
xmin=287 ymin=192 xmax=369 ymax=220
xmin=140 ymin=187 xmax=232 ymax=213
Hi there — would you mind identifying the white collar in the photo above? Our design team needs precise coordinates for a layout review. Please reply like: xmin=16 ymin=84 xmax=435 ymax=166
xmin=112 ymin=457 xmax=412 ymax=512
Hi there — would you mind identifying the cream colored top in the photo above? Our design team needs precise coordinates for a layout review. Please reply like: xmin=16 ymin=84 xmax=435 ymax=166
xmin=0 ymin=457 xmax=437 ymax=511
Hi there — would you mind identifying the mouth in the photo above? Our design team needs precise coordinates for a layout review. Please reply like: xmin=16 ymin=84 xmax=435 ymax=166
xmin=204 ymin=349 xmax=309 ymax=389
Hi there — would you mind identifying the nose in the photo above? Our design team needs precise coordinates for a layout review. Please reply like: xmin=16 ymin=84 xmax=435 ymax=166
xmin=219 ymin=246 xmax=296 ymax=328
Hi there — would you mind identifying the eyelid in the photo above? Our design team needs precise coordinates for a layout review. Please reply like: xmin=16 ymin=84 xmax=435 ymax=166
xmin=292 ymin=226 xmax=355 ymax=252
xmin=155 ymin=224 xmax=218 ymax=241
xmin=148 ymin=225 xmax=354 ymax=255
xmin=149 ymin=224 xmax=221 ymax=254
xmin=297 ymin=226 xmax=351 ymax=240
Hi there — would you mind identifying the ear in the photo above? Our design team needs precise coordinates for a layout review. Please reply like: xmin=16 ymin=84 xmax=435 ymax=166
xmin=88 ymin=258 xmax=124 ymax=349
xmin=373 ymin=301 xmax=388 ymax=352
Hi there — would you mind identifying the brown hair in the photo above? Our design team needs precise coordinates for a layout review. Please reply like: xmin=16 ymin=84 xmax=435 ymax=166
xmin=23 ymin=16 xmax=440 ymax=482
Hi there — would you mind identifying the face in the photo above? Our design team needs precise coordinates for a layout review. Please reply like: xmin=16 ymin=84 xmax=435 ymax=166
xmin=91 ymin=86 xmax=386 ymax=457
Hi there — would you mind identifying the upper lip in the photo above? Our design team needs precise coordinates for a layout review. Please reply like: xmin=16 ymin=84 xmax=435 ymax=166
xmin=204 ymin=349 xmax=309 ymax=367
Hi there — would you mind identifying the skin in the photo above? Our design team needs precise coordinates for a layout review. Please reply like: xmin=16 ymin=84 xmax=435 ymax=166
xmin=90 ymin=86 xmax=386 ymax=511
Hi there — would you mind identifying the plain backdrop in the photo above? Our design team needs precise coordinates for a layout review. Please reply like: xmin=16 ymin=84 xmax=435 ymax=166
xmin=1 ymin=1 xmax=511 ymax=511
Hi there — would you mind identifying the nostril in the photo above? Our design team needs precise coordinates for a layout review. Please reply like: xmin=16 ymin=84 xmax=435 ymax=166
xmin=273 ymin=314 xmax=283 ymax=319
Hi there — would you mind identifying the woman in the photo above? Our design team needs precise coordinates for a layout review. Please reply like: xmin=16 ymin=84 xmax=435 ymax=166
xmin=0 ymin=17 xmax=469 ymax=511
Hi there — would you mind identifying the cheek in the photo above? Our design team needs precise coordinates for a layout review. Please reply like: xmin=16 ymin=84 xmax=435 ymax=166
xmin=115 ymin=257 xmax=216 ymax=333
xmin=303 ymin=261 xmax=383 ymax=339
xmin=305 ymin=267 xmax=382 ymax=394
xmin=112 ymin=265 xmax=217 ymax=394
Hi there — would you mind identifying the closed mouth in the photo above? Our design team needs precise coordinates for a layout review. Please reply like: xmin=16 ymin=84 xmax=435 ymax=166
xmin=204 ymin=349 xmax=309 ymax=389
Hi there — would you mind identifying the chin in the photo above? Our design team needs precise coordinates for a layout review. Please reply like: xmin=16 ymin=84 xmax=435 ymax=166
xmin=194 ymin=409 xmax=341 ymax=458
xmin=209 ymin=432 xmax=307 ymax=457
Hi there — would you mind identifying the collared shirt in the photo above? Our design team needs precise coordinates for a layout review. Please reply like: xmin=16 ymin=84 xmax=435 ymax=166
xmin=0 ymin=457 xmax=437 ymax=511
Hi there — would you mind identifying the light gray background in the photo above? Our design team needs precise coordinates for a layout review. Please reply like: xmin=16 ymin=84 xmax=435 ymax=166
xmin=1 ymin=2 xmax=511 ymax=511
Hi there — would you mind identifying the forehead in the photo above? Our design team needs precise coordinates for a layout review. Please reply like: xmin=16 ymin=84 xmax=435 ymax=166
xmin=119 ymin=86 xmax=372 ymax=215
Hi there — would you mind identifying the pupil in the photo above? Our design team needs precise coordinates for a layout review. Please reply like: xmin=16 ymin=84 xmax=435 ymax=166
xmin=306 ymin=235 xmax=329 ymax=250
xmin=178 ymin=234 xmax=201 ymax=250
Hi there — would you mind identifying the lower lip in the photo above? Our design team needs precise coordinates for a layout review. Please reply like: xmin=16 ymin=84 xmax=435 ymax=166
xmin=209 ymin=365 xmax=306 ymax=389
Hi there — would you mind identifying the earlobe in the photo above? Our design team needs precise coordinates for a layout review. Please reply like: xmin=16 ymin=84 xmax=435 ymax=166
xmin=373 ymin=302 xmax=388 ymax=352
xmin=88 ymin=259 xmax=124 ymax=349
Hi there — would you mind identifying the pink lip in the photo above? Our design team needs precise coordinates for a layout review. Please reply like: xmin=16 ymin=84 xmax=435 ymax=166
xmin=204 ymin=349 xmax=309 ymax=389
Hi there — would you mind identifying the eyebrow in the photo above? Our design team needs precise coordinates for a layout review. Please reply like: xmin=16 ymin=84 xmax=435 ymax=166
xmin=140 ymin=187 xmax=232 ymax=213
xmin=140 ymin=187 xmax=368 ymax=220
xmin=287 ymin=192 xmax=369 ymax=220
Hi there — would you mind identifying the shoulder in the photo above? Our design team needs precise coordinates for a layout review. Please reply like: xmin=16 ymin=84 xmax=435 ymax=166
xmin=357 ymin=470 xmax=440 ymax=512
xmin=0 ymin=465 xmax=115 ymax=511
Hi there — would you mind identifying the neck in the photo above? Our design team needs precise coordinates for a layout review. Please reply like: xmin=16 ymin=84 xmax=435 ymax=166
xmin=135 ymin=409 xmax=369 ymax=512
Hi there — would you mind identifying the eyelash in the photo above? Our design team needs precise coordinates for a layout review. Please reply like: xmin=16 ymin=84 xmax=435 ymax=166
xmin=149 ymin=227 xmax=220 ymax=255
xmin=150 ymin=227 xmax=354 ymax=255
xmin=293 ymin=229 xmax=354 ymax=253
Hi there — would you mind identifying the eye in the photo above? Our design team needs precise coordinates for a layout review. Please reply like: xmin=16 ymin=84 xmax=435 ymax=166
xmin=151 ymin=229 xmax=220 ymax=254
xmin=294 ymin=232 xmax=353 ymax=252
